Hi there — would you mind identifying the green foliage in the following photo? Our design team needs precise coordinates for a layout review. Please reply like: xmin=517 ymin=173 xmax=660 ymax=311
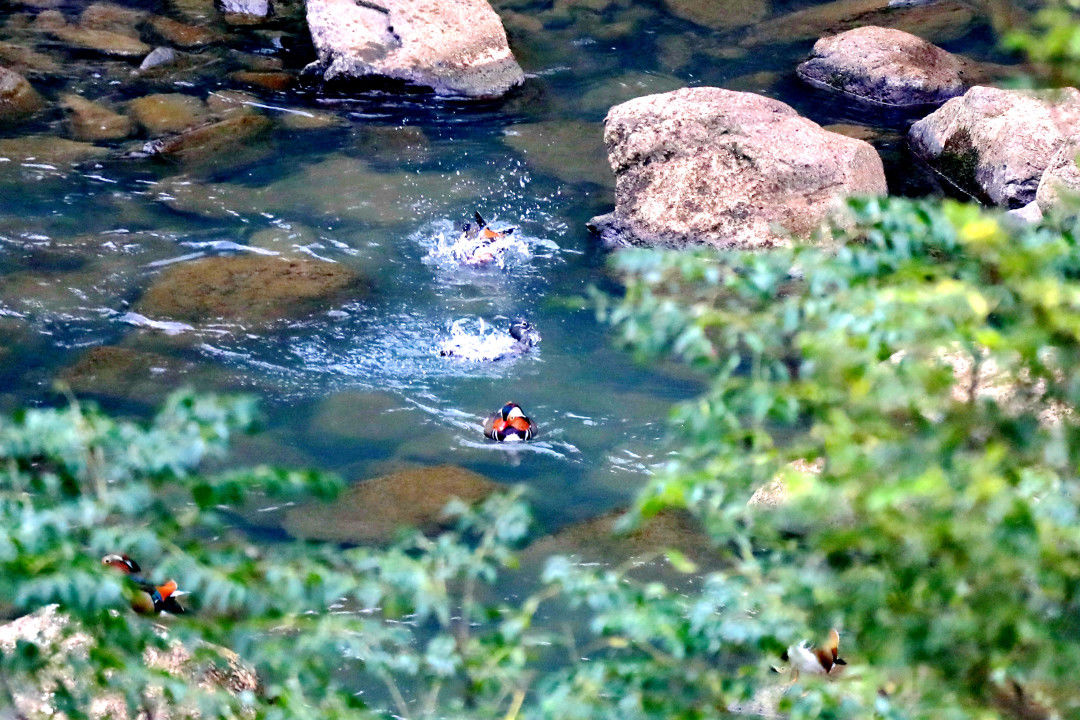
xmin=1005 ymin=1 xmax=1080 ymax=86
xmin=602 ymin=197 xmax=1080 ymax=719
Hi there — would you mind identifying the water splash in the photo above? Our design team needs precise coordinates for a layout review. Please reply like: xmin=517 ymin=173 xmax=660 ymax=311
xmin=436 ymin=317 xmax=539 ymax=362
xmin=415 ymin=218 xmax=560 ymax=273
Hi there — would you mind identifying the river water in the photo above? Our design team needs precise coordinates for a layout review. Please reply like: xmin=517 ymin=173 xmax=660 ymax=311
xmin=0 ymin=0 xmax=1018 ymax=537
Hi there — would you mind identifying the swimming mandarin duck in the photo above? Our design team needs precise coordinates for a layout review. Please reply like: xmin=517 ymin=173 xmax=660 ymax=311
xmin=483 ymin=402 xmax=535 ymax=442
xmin=454 ymin=211 xmax=517 ymax=267
xmin=102 ymin=554 xmax=186 ymax=615
xmin=782 ymin=628 xmax=846 ymax=680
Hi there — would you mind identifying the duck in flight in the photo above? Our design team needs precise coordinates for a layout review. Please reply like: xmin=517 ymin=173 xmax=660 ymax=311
xmin=102 ymin=553 xmax=186 ymax=615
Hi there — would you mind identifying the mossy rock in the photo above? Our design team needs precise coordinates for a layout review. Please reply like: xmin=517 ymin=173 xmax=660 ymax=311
xmin=285 ymin=464 xmax=501 ymax=543
xmin=59 ymin=346 xmax=195 ymax=403
xmin=151 ymin=112 xmax=272 ymax=164
xmin=520 ymin=507 xmax=718 ymax=570
xmin=128 ymin=93 xmax=208 ymax=135
xmin=136 ymin=254 xmax=366 ymax=327
xmin=61 ymin=93 xmax=132 ymax=141
xmin=664 ymin=0 xmax=768 ymax=30
xmin=0 ymin=66 xmax=44 ymax=124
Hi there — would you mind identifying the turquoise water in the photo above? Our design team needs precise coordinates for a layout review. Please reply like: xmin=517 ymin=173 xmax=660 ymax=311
xmin=0 ymin=0 xmax=1018 ymax=536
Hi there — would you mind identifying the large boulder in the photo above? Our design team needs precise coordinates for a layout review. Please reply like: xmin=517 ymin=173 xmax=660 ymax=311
xmin=0 ymin=605 xmax=257 ymax=720
xmin=797 ymin=26 xmax=964 ymax=107
xmin=137 ymin=255 xmax=366 ymax=327
xmin=909 ymin=86 xmax=1080 ymax=208
xmin=304 ymin=0 xmax=524 ymax=97
xmin=589 ymin=87 xmax=887 ymax=249
xmin=1036 ymin=137 xmax=1080 ymax=213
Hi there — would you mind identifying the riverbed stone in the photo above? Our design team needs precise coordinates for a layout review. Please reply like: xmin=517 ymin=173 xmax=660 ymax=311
xmin=217 ymin=0 xmax=270 ymax=22
xmin=797 ymin=26 xmax=964 ymax=107
xmin=0 ymin=66 xmax=44 ymax=124
xmin=128 ymin=93 xmax=208 ymax=134
xmin=148 ymin=15 xmax=221 ymax=47
xmin=663 ymin=0 xmax=768 ymax=30
xmin=0 ymin=135 xmax=109 ymax=167
xmin=49 ymin=24 xmax=151 ymax=57
xmin=284 ymin=464 xmax=501 ymax=543
xmin=79 ymin=2 xmax=147 ymax=34
xmin=61 ymin=93 xmax=132 ymax=140
xmin=503 ymin=120 xmax=613 ymax=186
xmin=0 ymin=41 xmax=63 ymax=76
xmin=304 ymin=0 xmax=525 ymax=97
xmin=741 ymin=0 xmax=974 ymax=47
xmin=150 ymin=112 xmax=272 ymax=163
xmin=589 ymin=87 xmax=887 ymax=249
xmin=908 ymin=86 xmax=1080 ymax=208
xmin=60 ymin=345 xmax=194 ymax=402
xmin=1 ymin=605 xmax=258 ymax=720
xmin=137 ymin=254 xmax=366 ymax=326
xmin=520 ymin=508 xmax=717 ymax=569
xmin=1036 ymin=138 xmax=1080 ymax=213
xmin=229 ymin=70 xmax=293 ymax=91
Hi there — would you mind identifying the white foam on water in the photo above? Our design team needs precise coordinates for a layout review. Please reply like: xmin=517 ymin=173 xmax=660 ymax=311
xmin=435 ymin=317 xmax=539 ymax=362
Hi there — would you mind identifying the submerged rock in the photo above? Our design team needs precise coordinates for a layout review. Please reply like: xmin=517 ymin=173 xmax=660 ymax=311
xmin=590 ymin=87 xmax=887 ymax=249
xmin=0 ymin=135 xmax=109 ymax=167
xmin=60 ymin=345 xmax=195 ymax=402
xmin=79 ymin=2 xmax=148 ymax=34
xmin=284 ymin=464 xmax=501 ymax=543
xmin=1 ymin=605 xmax=257 ymax=720
xmin=663 ymin=0 xmax=768 ymax=30
xmin=228 ymin=70 xmax=293 ymax=91
xmin=741 ymin=0 xmax=974 ymax=47
xmin=502 ymin=120 xmax=612 ymax=186
xmin=137 ymin=254 xmax=365 ymax=327
xmin=148 ymin=15 xmax=222 ymax=47
xmin=149 ymin=112 xmax=272 ymax=163
xmin=909 ymin=86 xmax=1080 ymax=207
xmin=0 ymin=41 xmax=63 ymax=76
xmin=304 ymin=0 xmax=525 ymax=97
xmin=797 ymin=26 xmax=964 ymax=107
xmin=128 ymin=93 xmax=208 ymax=135
xmin=61 ymin=93 xmax=132 ymax=140
xmin=49 ymin=24 xmax=151 ymax=58
xmin=138 ymin=46 xmax=178 ymax=71
xmin=0 ymin=66 xmax=44 ymax=124
xmin=520 ymin=508 xmax=716 ymax=569
xmin=1036 ymin=138 xmax=1080 ymax=214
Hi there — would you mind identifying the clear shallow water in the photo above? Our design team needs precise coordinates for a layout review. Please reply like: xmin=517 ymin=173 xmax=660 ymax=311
xmin=0 ymin=0 xmax=1019 ymax=535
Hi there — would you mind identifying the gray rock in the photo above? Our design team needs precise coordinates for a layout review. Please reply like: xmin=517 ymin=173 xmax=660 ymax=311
xmin=217 ymin=0 xmax=269 ymax=17
xmin=304 ymin=0 xmax=525 ymax=97
xmin=909 ymin=86 xmax=1080 ymax=208
xmin=1003 ymin=201 xmax=1043 ymax=228
xmin=589 ymin=87 xmax=887 ymax=249
xmin=797 ymin=26 xmax=964 ymax=106
xmin=1036 ymin=137 xmax=1080 ymax=214
xmin=138 ymin=46 xmax=177 ymax=71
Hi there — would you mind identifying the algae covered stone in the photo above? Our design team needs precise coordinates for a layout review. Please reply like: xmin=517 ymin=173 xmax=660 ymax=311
xmin=128 ymin=93 xmax=208 ymax=135
xmin=285 ymin=464 xmax=501 ymax=543
xmin=137 ymin=254 xmax=366 ymax=327
xmin=909 ymin=86 xmax=1080 ymax=207
xmin=61 ymin=93 xmax=132 ymax=140
xmin=663 ymin=0 xmax=768 ymax=30
xmin=0 ymin=66 xmax=44 ymax=124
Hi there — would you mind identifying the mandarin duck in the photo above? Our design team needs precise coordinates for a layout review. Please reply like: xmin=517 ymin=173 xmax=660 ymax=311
xmin=102 ymin=553 xmax=186 ymax=615
xmin=483 ymin=402 xmax=535 ymax=442
xmin=453 ymin=211 xmax=517 ymax=267
xmin=782 ymin=628 xmax=846 ymax=680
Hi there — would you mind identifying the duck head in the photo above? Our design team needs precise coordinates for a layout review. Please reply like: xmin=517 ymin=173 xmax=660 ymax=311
xmin=102 ymin=553 xmax=142 ymax=575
